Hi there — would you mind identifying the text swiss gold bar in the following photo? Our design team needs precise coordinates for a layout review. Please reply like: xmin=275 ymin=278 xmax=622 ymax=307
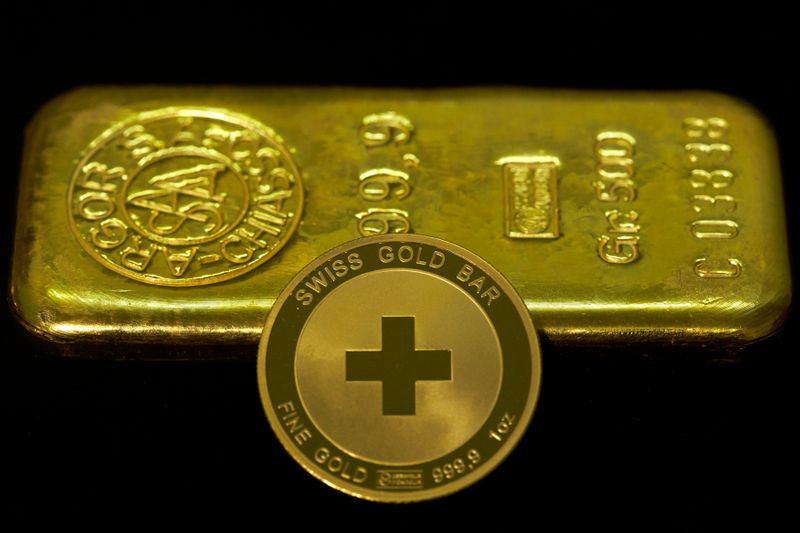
xmin=10 ymin=87 xmax=790 ymax=358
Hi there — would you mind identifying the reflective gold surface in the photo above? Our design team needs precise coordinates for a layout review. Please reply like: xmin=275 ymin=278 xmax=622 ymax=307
xmin=10 ymin=87 xmax=791 ymax=357
xmin=258 ymin=234 xmax=540 ymax=501
xmin=295 ymin=269 xmax=502 ymax=464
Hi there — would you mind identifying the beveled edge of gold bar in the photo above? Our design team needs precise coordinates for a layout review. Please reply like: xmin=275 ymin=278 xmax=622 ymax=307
xmin=8 ymin=287 xmax=790 ymax=359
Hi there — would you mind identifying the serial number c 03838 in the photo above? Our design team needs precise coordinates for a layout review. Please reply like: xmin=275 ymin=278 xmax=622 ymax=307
xmin=682 ymin=117 xmax=743 ymax=278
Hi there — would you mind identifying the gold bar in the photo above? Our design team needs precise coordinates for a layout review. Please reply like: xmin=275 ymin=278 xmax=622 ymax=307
xmin=10 ymin=87 xmax=791 ymax=358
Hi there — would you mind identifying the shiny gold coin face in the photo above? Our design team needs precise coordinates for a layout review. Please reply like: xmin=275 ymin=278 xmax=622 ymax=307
xmin=258 ymin=234 xmax=541 ymax=501
xmin=67 ymin=107 xmax=303 ymax=286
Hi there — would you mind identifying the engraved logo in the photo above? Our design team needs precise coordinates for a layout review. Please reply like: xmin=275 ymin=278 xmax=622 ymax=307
xmin=376 ymin=470 xmax=424 ymax=490
xmin=497 ymin=156 xmax=561 ymax=239
xmin=68 ymin=108 xmax=304 ymax=286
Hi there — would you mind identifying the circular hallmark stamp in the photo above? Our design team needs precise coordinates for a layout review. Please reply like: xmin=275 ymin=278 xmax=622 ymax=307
xmin=68 ymin=108 xmax=303 ymax=286
xmin=258 ymin=234 xmax=541 ymax=501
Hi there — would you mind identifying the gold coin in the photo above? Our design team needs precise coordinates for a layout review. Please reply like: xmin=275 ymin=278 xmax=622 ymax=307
xmin=67 ymin=107 xmax=303 ymax=286
xmin=257 ymin=234 xmax=541 ymax=501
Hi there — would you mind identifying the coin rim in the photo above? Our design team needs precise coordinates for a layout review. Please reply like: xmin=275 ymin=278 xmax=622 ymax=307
xmin=257 ymin=233 xmax=541 ymax=502
xmin=66 ymin=106 xmax=304 ymax=286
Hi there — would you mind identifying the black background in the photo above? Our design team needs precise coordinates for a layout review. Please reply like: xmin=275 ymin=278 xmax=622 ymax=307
xmin=4 ymin=4 xmax=797 ymax=529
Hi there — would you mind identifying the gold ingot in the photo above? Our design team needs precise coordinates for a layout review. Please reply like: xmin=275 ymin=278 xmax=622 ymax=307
xmin=10 ymin=87 xmax=791 ymax=358
xmin=258 ymin=234 xmax=541 ymax=501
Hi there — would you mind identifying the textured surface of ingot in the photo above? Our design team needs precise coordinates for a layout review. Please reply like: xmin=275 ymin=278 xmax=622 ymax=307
xmin=10 ymin=87 xmax=791 ymax=357
xmin=258 ymin=234 xmax=540 ymax=501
